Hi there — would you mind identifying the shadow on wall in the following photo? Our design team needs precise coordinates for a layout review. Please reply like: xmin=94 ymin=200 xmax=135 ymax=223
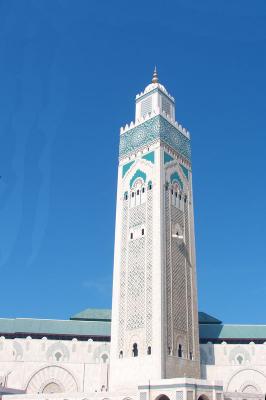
xmin=200 ymin=343 xmax=216 ymax=379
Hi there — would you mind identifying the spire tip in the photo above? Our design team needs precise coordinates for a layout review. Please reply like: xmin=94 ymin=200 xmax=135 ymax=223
xmin=152 ymin=66 xmax=158 ymax=83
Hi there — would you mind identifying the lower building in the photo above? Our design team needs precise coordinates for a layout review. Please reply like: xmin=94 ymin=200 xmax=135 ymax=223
xmin=0 ymin=309 xmax=266 ymax=400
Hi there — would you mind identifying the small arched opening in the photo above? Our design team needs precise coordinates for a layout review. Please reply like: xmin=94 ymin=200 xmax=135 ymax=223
xmin=54 ymin=352 xmax=62 ymax=361
xmin=101 ymin=353 xmax=109 ymax=364
xmin=132 ymin=343 xmax=138 ymax=357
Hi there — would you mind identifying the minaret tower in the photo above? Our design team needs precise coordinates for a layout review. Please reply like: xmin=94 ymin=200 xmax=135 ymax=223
xmin=110 ymin=70 xmax=200 ymax=391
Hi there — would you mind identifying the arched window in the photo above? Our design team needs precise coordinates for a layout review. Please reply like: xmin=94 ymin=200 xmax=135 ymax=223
xmin=119 ymin=350 xmax=123 ymax=358
xmin=178 ymin=344 xmax=182 ymax=358
xmin=55 ymin=352 xmax=62 ymax=361
xmin=147 ymin=346 xmax=151 ymax=355
xmin=130 ymin=177 xmax=146 ymax=207
xmin=132 ymin=343 xmax=138 ymax=357
xmin=237 ymin=355 xmax=243 ymax=364
xmin=101 ymin=353 xmax=109 ymax=363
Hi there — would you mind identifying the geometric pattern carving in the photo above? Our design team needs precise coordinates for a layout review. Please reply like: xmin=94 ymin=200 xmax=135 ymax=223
xmin=26 ymin=366 xmax=78 ymax=393
xmin=118 ymin=178 xmax=154 ymax=356
xmin=165 ymin=188 xmax=172 ymax=349
xmin=119 ymin=115 xmax=191 ymax=161
xmin=184 ymin=202 xmax=193 ymax=352
xmin=127 ymin=237 xmax=145 ymax=330
xmin=146 ymin=189 xmax=153 ymax=346
xmin=165 ymin=165 xmax=196 ymax=360
xmin=129 ymin=204 xmax=146 ymax=227
xmin=171 ymin=206 xmax=187 ymax=333
xmin=118 ymin=201 xmax=129 ymax=352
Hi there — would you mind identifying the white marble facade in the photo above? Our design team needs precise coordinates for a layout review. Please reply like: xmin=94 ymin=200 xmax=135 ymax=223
xmin=0 ymin=336 xmax=110 ymax=394
xmin=1 ymin=337 xmax=266 ymax=399
xmin=200 ymin=343 xmax=266 ymax=396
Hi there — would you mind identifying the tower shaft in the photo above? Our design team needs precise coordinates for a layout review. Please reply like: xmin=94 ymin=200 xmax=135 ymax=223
xmin=110 ymin=74 xmax=200 ymax=391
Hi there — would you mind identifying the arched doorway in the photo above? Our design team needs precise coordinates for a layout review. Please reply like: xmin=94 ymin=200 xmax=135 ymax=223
xmin=26 ymin=366 xmax=78 ymax=393
xmin=198 ymin=395 xmax=210 ymax=400
xmin=155 ymin=395 xmax=170 ymax=400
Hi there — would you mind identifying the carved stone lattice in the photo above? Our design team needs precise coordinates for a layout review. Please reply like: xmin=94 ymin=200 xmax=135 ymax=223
xmin=146 ymin=189 xmax=153 ymax=346
xmin=126 ymin=237 xmax=145 ymax=330
xmin=118 ymin=201 xmax=129 ymax=352
xmin=171 ymin=206 xmax=187 ymax=333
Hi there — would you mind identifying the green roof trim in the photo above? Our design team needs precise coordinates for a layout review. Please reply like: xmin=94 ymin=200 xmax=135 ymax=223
xmin=0 ymin=318 xmax=111 ymax=337
xmin=199 ymin=323 xmax=266 ymax=340
xmin=70 ymin=308 xmax=111 ymax=321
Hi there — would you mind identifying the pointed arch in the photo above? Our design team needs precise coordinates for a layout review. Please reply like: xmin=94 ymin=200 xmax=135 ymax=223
xmin=170 ymin=171 xmax=183 ymax=189
xmin=130 ymin=169 xmax=147 ymax=188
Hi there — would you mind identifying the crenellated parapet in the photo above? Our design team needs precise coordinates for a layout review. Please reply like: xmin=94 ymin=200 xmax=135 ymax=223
xmin=120 ymin=108 xmax=190 ymax=139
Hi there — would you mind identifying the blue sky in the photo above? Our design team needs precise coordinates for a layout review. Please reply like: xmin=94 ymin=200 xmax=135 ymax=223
xmin=0 ymin=0 xmax=265 ymax=324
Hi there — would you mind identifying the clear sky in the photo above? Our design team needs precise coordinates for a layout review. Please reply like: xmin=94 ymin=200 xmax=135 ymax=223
xmin=0 ymin=0 xmax=265 ymax=324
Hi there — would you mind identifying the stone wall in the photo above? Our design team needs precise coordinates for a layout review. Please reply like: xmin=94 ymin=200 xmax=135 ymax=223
xmin=0 ymin=336 xmax=110 ymax=394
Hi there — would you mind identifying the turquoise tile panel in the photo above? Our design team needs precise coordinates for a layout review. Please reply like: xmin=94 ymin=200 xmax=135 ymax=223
xmin=180 ymin=163 xmax=189 ymax=179
xmin=164 ymin=152 xmax=174 ymax=164
xmin=142 ymin=151 xmax=154 ymax=164
xmin=122 ymin=161 xmax=134 ymax=177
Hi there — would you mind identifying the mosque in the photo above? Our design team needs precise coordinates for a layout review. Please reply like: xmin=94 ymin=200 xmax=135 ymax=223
xmin=0 ymin=71 xmax=266 ymax=400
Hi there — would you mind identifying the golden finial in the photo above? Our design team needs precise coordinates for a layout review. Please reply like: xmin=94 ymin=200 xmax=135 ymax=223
xmin=152 ymin=66 xmax=159 ymax=83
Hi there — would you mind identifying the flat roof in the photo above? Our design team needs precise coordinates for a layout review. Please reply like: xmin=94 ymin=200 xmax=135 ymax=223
xmin=199 ymin=323 xmax=266 ymax=340
xmin=1 ymin=310 xmax=265 ymax=341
